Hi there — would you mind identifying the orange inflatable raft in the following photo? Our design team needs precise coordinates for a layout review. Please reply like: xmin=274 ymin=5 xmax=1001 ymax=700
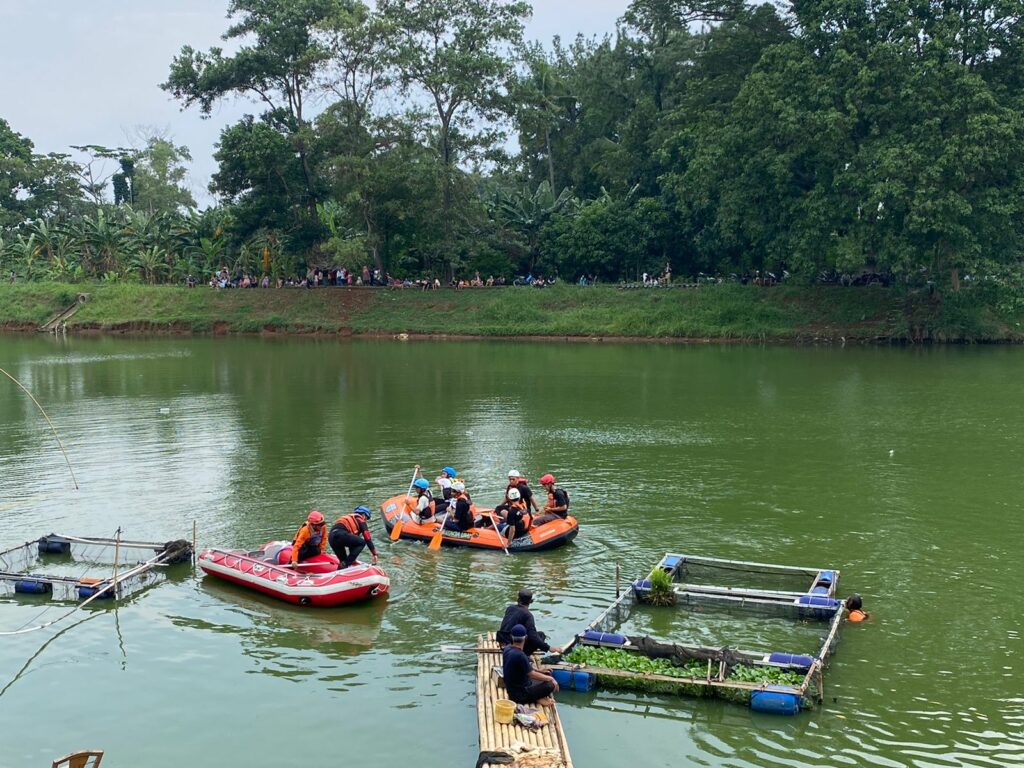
xmin=379 ymin=494 xmax=578 ymax=552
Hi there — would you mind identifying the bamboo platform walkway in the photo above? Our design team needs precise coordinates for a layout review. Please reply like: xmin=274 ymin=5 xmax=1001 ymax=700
xmin=475 ymin=633 xmax=574 ymax=768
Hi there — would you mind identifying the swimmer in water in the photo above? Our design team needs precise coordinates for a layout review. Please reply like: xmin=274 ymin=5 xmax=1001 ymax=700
xmin=845 ymin=593 xmax=869 ymax=622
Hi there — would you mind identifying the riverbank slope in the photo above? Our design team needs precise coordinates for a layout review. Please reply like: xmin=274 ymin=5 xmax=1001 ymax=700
xmin=1 ymin=283 xmax=1020 ymax=342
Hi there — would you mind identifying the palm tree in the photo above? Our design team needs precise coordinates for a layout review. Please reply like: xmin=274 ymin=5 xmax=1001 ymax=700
xmin=494 ymin=181 xmax=578 ymax=272
xmin=76 ymin=209 xmax=126 ymax=277
xmin=132 ymin=246 xmax=168 ymax=284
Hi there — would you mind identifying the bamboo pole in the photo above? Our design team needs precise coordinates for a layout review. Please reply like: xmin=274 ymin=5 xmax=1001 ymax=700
xmin=112 ymin=528 xmax=121 ymax=600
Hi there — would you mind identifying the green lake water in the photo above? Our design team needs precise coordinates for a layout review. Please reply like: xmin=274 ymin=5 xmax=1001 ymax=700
xmin=0 ymin=335 xmax=1021 ymax=767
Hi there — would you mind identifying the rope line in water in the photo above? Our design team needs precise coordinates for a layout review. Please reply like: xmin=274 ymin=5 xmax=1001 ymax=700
xmin=0 ymin=366 xmax=78 ymax=489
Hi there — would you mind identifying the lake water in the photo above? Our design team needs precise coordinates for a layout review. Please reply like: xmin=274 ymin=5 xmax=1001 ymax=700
xmin=0 ymin=336 xmax=1021 ymax=767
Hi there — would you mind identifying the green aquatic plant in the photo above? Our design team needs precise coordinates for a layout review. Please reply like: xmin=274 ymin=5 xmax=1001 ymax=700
xmin=646 ymin=568 xmax=675 ymax=606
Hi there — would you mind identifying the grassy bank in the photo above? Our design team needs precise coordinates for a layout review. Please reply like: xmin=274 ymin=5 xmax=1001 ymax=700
xmin=1 ymin=282 xmax=1020 ymax=342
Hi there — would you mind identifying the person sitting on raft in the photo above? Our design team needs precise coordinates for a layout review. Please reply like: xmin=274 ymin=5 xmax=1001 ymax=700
xmin=291 ymin=510 xmax=327 ymax=564
xmin=532 ymin=473 xmax=569 ymax=526
xmin=497 ymin=588 xmax=562 ymax=655
xmin=409 ymin=478 xmax=436 ymax=523
xmin=329 ymin=505 xmax=379 ymax=568
xmin=503 ymin=624 xmax=559 ymax=707
xmin=846 ymin=594 xmax=869 ymax=622
xmin=436 ymin=466 xmax=456 ymax=500
xmin=443 ymin=481 xmax=476 ymax=532
xmin=506 ymin=470 xmax=540 ymax=516
xmin=496 ymin=488 xmax=530 ymax=539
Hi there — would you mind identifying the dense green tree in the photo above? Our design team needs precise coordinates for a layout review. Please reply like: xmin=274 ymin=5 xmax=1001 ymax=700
xmin=378 ymin=0 xmax=530 ymax=272
xmin=163 ymin=0 xmax=349 ymax=216
xmin=132 ymin=137 xmax=197 ymax=215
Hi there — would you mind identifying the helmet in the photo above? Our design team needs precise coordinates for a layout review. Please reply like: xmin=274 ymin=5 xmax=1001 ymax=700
xmin=507 ymin=469 xmax=521 ymax=478
xmin=442 ymin=466 xmax=457 ymax=477
xmin=413 ymin=478 xmax=430 ymax=490
xmin=518 ymin=588 xmax=533 ymax=605
xmin=540 ymin=473 xmax=555 ymax=485
xmin=307 ymin=510 xmax=324 ymax=525
xmin=507 ymin=488 xmax=521 ymax=501
xmin=452 ymin=481 xmax=465 ymax=493
xmin=354 ymin=505 xmax=372 ymax=519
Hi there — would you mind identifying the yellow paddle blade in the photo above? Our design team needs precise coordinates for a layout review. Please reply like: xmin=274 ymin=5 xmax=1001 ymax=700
xmin=390 ymin=518 xmax=404 ymax=541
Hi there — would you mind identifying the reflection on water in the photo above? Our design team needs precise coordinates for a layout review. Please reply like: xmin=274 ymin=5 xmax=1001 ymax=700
xmin=1 ymin=336 xmax=1022 ymax=767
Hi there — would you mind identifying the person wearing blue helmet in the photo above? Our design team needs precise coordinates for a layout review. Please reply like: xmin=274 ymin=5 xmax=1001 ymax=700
xmin=329 ymin=505 xmax=378 ymax=568
xmin=436 ymin=466 xmax=457 ymax=500
xmin=411 ymin=477 xmax=436 ymax=523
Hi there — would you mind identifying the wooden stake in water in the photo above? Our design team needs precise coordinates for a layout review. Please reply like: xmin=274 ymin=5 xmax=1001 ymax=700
xmin=112 ymin=527 xmax=121 ymax=600
xmin=616 ymin=563 xmax=621 ymax=598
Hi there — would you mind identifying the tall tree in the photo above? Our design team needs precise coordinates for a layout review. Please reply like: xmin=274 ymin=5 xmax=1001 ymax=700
xmin=163 ymin=0 xmax=348 ymax=215
xmin=378 ymin=0 xmax=530 ymax=273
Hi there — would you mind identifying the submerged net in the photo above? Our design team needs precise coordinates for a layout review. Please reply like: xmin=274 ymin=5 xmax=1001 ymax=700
xmin=0 ymin=534 xmax=192 ymax=602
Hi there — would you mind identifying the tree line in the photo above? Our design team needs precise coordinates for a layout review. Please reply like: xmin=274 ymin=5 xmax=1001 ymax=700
xmin=2 ymin=0 xmax=1023 ymax=292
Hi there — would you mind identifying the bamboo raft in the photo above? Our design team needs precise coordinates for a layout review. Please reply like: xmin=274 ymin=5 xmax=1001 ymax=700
xmin=475 ymin=633 xmax=574 ymax=768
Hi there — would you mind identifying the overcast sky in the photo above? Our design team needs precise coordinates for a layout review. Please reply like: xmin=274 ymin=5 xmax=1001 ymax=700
xmin=1 ymin=0 xmax=629 ymax=206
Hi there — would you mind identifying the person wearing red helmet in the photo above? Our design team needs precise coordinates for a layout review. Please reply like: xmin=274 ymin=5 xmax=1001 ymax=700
xmin=291 ymin=510 xmax=328 ymax=564
xmin=532 ymin=473 xmax=569 ymax=526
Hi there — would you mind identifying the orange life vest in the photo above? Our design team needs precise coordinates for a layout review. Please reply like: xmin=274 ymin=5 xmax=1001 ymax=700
xmin=335 ymin=514 xmax=363 ymax=535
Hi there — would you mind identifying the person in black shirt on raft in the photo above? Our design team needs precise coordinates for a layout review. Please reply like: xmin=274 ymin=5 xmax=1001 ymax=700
xmin=532 ymin=473 xmax=569 ymax=526
xmin=502 ymin=624 xmax=558 ymax=706
xmin=496 ymin=588 xmax=562 ymax=656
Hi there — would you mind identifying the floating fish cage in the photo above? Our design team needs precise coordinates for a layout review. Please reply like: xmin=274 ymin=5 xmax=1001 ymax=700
xmin=0 ymin=533 xmax=193 ymax=603
xmin=548 ymin=553 xmax=847 ymax=715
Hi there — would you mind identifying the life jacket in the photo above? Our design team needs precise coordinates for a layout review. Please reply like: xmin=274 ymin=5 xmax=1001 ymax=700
xmin=507 ymin=500 xmax=530 ymax=532
xmin=335 ymin=514 xmax=363 ymax=535
xmin=295 ymin=522 xmax=324 ymax=548
xmin=417 ymin=489 xmax=436 ymax=518
xmin=453 ymin=494 xmax=474 ymax=529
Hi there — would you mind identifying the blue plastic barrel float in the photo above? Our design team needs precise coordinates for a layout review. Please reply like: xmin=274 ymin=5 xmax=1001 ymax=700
xmin=552 ymin=668 xmax=596 ymax=692
xmin=750 ymin=687 xmax=802 ymax=716
xmin=581 ymin=629 xmax=627 ymax=646
xmin=77 ymin=583 xmax=115 ymax=600
xmin=14 ymin=580 xmax=52 ymax=595
xmin=767 ymin=652 xmax=814 ymax=672
xmin=795 ymin=594 xmax=841 ymax=620
xmin=38 ymin=535 xmax=71 ymax=555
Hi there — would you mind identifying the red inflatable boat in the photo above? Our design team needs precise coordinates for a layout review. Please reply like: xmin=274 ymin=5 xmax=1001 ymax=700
xmin=198 ymin=541 xmax=389 ymax=607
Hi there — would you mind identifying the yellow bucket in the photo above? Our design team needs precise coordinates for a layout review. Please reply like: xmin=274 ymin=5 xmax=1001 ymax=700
xmin=495 ymin=699 xmax=515 ymax=724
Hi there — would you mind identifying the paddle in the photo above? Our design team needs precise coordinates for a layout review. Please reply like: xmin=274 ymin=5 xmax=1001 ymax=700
xmin=440 ymin=644 xmax=504 ymax=653
xmin=488 ymin=513 xmax=510 ymax=556
xmin=428 ymin=508 xmax=450 ymax=551
xmin=390 ymin=464 xmax=421 ymax=541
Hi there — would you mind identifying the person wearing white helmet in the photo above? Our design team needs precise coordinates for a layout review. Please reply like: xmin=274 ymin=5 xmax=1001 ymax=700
xmin=506 ymin=470 xmax=539 ymax=516
xmin=496 ymin=486 xmax=530 ymax=539
xmin=443 ymin=480 xmax=476 ymax=532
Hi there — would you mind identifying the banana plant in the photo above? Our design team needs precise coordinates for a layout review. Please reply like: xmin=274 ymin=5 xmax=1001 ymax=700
xmin=132 ymin=245 xmax=168 ymax=284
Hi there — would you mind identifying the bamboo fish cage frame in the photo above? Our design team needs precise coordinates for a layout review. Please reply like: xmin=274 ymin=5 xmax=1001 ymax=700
xmin=546 ymin=552 xmax=849 ymax=714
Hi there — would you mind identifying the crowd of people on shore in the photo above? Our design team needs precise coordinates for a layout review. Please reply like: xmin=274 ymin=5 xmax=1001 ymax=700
xmin=191 ymin=265 xmax=567 ymax=291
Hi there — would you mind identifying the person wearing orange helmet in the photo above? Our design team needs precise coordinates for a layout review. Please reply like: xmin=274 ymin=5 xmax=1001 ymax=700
xmin=532 ymin=473 xmax=569 ymax=526
xmin=291 ymin=510 xmax=328 ymax=564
